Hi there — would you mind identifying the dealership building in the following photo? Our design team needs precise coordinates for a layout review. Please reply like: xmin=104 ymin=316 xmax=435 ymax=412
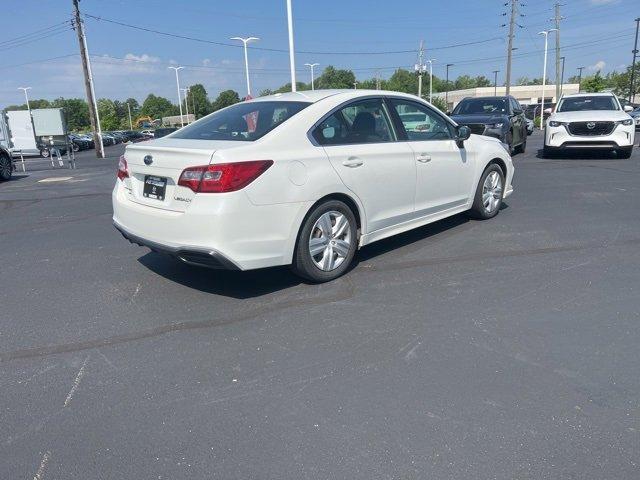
xmin=434 ymin=83 xmax=581 ymax=110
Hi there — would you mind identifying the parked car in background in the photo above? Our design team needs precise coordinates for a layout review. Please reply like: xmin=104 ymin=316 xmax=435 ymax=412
xmin=152 ymin=127 xmax=178 ymax=139
xmin=68 ymin=133 xmax=92 ymax=152
xmin=526 ymin=118 xmax=534 ymax=135
xmin=449 ymin=96 xmax=528 ymax=154
xmin=543 ymin=92 xmax=635 ymax=158
xmin=102 ymin=134 xmax=116 ymax=146
xmin=629 ymin=107 xmax=640 ymax=130
xmin=113 ymin=90 xmax=514 ymax=282
xmin=0 ymin=144 xmax=13 ymax=181
xmin=141 ymin=130 xmax=155 ymax=137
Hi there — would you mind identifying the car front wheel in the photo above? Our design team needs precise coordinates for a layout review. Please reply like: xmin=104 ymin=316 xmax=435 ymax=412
xmin=469 ymin=164 xmax=504 ymax=219
xmin=292 ymin=200 xmax=358 ymax=283
xmin=0 ymin=154 xmax=11 ymax=181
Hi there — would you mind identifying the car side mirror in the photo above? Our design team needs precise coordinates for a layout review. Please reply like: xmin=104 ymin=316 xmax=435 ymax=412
xmin=624 ymin=105 xmax=633 ymax=112
xmin=455 ymin=125 xmax=471 ymax=146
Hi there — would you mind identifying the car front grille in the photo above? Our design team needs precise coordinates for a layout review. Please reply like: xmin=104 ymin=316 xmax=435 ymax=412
xmin=463 ymin=124 xmax=486 ymax=135
xmin=567 ymin=121 xmax=615 ymax=136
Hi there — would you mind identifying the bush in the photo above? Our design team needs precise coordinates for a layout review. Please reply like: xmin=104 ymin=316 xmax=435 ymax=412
xmin=534 ymin=116 xmax=542 ymax=128
xmin=429 ymin=96 xmax=448 ymax=113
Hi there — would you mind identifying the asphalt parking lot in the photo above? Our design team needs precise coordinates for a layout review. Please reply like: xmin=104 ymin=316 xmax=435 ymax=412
xmin=1 ymin=132 xmax=639 ymax=479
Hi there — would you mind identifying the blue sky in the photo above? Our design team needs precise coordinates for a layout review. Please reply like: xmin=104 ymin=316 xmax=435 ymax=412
xmin=0 ymin=0 xmax=637 ymax=107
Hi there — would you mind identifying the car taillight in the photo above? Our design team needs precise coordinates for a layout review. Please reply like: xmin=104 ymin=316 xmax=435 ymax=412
xmin=178 ymin=160 xmax=273 ymax=193
xmin=117 ymin=155 xmax=128 ymax=180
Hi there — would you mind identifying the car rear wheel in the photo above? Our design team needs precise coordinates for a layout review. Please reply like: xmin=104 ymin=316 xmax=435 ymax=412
xmin=72 ymin=142 xmax=80 ymax=152
xmin=292 ymin=200 xmax=358 ymax=283
xmin=0 ymin=153 xmax=11 ymax=181
xmin=468 ymin=164 xmax=504 ymax=220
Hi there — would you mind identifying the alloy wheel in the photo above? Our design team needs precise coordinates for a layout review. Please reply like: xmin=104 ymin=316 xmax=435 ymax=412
xmin=482 ymin=171 xmax=503 ymax=214
xmin=308 ymin=210 xmax=352 ymax=271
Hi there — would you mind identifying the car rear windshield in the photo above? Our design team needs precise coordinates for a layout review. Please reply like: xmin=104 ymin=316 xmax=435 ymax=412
xmin=171 ymin=101 xmax=310 ymax=141
xmin=452 ymin=98 xmax=507 ymax=115
xmin=557 ymin=96 xmax=619 ymax=112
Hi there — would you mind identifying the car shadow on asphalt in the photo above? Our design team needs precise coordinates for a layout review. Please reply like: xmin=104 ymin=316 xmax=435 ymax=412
xmin=535 ymin=148 xmax=621 ymax=160
xmin=137 ymin=209 xmax=505 ymax=298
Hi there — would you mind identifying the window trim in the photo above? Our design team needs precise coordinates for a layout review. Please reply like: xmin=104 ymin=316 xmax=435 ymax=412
xmin=308 ymin=95 xmax=399 ymax=147
xmin=385 ymin=97 xmax=457 ymax=142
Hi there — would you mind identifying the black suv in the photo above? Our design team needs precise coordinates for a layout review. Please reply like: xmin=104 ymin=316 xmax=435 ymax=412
xmin=1 ymin=144 xmax=13 ymax=181
xmin=449 ymin=96 xmax=528 ymax=154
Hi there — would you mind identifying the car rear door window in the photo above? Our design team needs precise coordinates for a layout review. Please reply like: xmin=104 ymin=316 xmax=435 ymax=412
xmin=313 ymin=98 xmax=394 ymax=145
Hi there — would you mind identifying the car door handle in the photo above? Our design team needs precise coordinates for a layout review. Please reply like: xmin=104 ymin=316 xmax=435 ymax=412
xmin=416 ymin=154 xmax=431 ymax=163
xmin=342 ymin=157 xmax=364 ymax=168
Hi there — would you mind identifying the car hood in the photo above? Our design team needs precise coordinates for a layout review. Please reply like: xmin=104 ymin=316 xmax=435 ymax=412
xmin=550 ymin=110 xmax=630 ymax=122
xmin=449 ymin=114 xmax=507 ymax=125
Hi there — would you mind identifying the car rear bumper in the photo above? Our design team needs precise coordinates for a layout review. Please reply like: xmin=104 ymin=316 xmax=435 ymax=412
xmin=112 ymin=181 xmax=312 ymax=270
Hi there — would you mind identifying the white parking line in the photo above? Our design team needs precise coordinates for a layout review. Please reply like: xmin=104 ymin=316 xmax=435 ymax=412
xmin=33 ymin=451 xmax=51 ymax=480
xmin=63 ymin=356 xmax=89 ymax=407
xmin=38 ymin=177 xmax=73 ymax=183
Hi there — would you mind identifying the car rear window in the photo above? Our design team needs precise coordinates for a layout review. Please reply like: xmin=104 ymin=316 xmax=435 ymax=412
xmin=452 ymin=98 xmax=507 ymax=115
xmin=171 ymin=101 xmax=310 ymax=141
xmin=557 ymin=96 xmax=619 ymax=112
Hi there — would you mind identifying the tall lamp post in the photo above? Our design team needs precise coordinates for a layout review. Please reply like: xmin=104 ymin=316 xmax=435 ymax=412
xmin=181 ymin=88 xmax=190 ymax=124
xmin=231 ymin=36 xmax=259 ymax=98
xmin=538 ymin=29 xmax=557 ymax=130
xmin=18 ymin=87 xmax=32 ymax=114
xmin=126 ymin=102 xmax=133 ymax=130
xmin=304 ymin=63 xmax=319 ymax=90
xmin=427 ymin=59 xmax=435 ymax=103
xmin=577 ymin=66 xmax=585 ymax=92
xmin=168 ymin=66 xmax=184 ymax=127
xmin=445 ymin=63 xmax=454 ymax=107
xmin=559 ymin=56 xmax=566 ymax=96
xmin=286 ymin=0 xmax=297 ymax=92
xmin=492 ymin=70 xmax=500 ymax=96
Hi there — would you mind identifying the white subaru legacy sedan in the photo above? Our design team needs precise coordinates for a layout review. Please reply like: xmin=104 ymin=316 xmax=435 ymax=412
xmin=113 ymin=90 xmax=514 ymax=282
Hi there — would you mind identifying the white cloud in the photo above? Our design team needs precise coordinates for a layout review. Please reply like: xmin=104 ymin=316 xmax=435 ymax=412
xmin=123 ymin=53 xmax=160 ymax=63
xmin=589 ymin=60 xmax=606 ymax=71
xmin=591 ymin=0 xmax=620 ymax=4
xmin=202 ymin=58 xmax=212 ymax=66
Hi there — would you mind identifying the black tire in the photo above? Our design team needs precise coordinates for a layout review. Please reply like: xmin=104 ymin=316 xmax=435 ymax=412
xmin=0 ymin=153 xmax=11 ymax=181
xmin=616 ymin=146 xmax=632 ymax=159
xmin=72 ymin=142 xmax=80 ymax=152
xmin=505 ymin=132 xmax=514 ymax=155
xmin=291 ymin=199 xmax=358 ymax=283
xmin=514 ymin=137 xmax=526 ymax=154
xmin=468 ymin=164 xmax=505 ymax=220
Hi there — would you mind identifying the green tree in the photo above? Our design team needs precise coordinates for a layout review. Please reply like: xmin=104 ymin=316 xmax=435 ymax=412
xmin=259 ymin=88 xmax=275 ymax=97
xmin=187 ymin=84 xmax=212 ymax=119
xmin=140 ymin=94 xmax=178 ymax=120
xmin=5 ymin=99 xmax=52 ymax=110
xmin=430 ymin=96 xmax=448 ymax=112
xmin=52 ymin=98 xmax=90 ymax=131
xmin=212 ymin=90 xmax=240 ymax=111
xmin=386 ymin=68 xmax=418 ymax=95
xmin=581 ymin=71 xmax=607 ymax=92
xmin=97 ymin=98 xmax=120 ymax=130
xmin=315 ymin=66 xmax=356 ymax=89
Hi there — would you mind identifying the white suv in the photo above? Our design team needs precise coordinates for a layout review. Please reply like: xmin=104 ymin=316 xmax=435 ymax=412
xmin=544 ymin=93 xmax=635 ymax=158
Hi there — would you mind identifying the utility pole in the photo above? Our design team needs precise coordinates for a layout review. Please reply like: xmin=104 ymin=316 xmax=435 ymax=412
xmin=577 ymin=66 xmax=585 ymax=92
xmin=126 ymin=102 xmax=132 ymax=130
xmin=553 ymin=3 xmax=563 ymax=101
xmin=629 ymin=17 xmax=640 ymax=102
xmin=505 ymin=0 xmax=518 ymax=95
xmin=375 ymin=70 xmax=381 ymax=90
xmin=415 ymin=40 xmax=427 ymax=99
xmin=72 ymin=0 xmax=104 ymax=158
xmin=492 ymin=70 xmax=500 ymax=96
xmin=427 ymin=59 xmax=435 ymax=103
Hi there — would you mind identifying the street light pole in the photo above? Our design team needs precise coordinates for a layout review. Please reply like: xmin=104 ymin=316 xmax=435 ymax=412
xmin=181 ymin=88 xmax=190 ymax=124
xmin=538 ymin=29 xmax=557 ymax=130
xmin=304 ymin=63 xmax=319 ymax=90
xmin=492 ymin=70 xmax=500 ymax=96
xmin=577 ymin=66 xmax=585 ymax=93
xmin=18 ymin=87 xmax=32 ymax=114
xmin=230 ymin=36 xmax=259 ymax=98
xmin=126 ymin=102 xmax=133 ymax=130
xmin=286 ymin=0 xmax=297 ymax=92
xmin=427 ymin=59 xmax=435 ymax=103
xmin=629 ymin=17 xmax=640 ymax=102
xmin=445 ymin=63 xmax=454 ymax=107
xmin=560 ymin=56 xmax=565 ymax=96
xmin=168 ymin=66 xmax=184 ymax=127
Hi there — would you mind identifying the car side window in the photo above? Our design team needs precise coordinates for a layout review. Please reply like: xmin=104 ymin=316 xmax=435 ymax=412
xmin=390 ymin=99 xmax=453 ymax=141
xmin=312 ymin=98 xmax=394 ymax=145
xmin=510 ymin=98 xmax=521 ymax=113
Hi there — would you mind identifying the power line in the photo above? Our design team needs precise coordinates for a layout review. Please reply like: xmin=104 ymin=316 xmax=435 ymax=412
xmin=83 ymin=13 xmax=502 ymax=56
xmin=0 ymin=20 xmax=71 ymax=47
xmin=0 ymin=24 xmax=73 ymax=51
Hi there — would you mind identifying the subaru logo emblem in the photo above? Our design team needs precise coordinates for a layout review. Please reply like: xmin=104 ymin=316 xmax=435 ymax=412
xmin=586 ymin=122 xmax=596 ymax=129
xmin=143 ymin=155 xmax=153 ymax=165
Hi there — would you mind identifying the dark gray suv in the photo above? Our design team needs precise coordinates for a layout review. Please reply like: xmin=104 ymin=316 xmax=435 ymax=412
xmin=0 ymin=145 xmax=12 ymax=181
xmin=449 ymin=96 xmax=528 ymax=154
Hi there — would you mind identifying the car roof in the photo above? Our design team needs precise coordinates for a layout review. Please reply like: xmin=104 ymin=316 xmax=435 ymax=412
xmin=562 ymin=92 xmax=616 ymax=98
xmin=248 ymin=89 xmax=425 ymax=104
